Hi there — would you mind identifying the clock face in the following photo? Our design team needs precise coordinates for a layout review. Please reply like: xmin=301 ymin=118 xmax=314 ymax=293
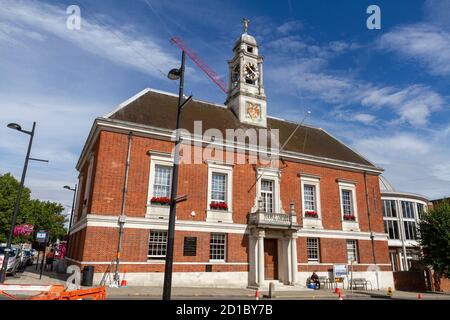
xmin=244 ymin=62 xmax=259 ymax=81
xmin=246 ymin=101 xmax=261 ymax=121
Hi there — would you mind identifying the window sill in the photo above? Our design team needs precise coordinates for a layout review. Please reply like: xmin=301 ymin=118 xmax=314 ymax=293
xmin=146 ymin=259 xmax=166 ymax=264
xmin=146 ymin=205 xmax=170 ymax=219
xmin=307 ymin=260 xmax=320 ymax=264
xmin=302 ymin=216 xmax=323 ymax=229
xmin=149 ymin=203 xmax=170 ymax=207
xmin=206 ymin=210 xmax=233 ymax=223
xmin=342 ymin=220 xmax=360 ymax=232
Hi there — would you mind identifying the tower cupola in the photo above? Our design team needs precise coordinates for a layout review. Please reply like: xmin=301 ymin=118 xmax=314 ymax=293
xmin=225 ymin=18 xmax=267 ymax=127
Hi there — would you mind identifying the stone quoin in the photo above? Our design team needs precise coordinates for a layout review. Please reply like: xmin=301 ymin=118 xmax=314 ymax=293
xmin=66 ymin=20 xmax=394 ymax=289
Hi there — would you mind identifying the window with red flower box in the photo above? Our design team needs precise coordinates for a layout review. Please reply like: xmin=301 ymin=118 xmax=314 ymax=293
xmin=209 ymin=201 xmax=228 ymax=211
xmin=343 ymin=214 xmax=356 ymax=221
xmin=150 ymin=196 xmax=171 ymax=205
xmin=304 ymin=211 xmax=318 ymax=218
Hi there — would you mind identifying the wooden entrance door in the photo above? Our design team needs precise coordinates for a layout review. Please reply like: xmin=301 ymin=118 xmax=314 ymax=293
xmin=264 ymin=239 xmax=278 ymax=280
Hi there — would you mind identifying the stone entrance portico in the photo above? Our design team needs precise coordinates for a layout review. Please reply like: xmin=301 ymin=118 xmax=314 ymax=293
xmin=248 ymin=202 xmax=300 ymax=287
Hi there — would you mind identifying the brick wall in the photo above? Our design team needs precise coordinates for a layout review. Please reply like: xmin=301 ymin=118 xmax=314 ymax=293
xmin=68 ymin=129 xmax=390 ymax=274
xmin=81 ymin=130 xmax=383 ymax=231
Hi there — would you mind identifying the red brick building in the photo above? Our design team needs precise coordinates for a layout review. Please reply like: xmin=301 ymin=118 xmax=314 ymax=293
xmin=67 ymin=26 xmax=394 ymax=289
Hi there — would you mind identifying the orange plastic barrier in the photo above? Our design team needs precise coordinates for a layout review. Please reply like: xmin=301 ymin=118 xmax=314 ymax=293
xmin=0 ymin=284 xmax=106 ymax=300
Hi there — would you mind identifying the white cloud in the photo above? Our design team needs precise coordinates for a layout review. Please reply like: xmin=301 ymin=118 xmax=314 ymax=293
xmin=0 ymin=0 xmax=178 ymax=78
xmin=378 ymin=23 xmax=450 ymax=76
xmin=0 ymin=93 xmax=110 ymax=204
xmin=276 ymin=20 xmax=303 ymax=35
xmin=354 ymin=134 xmax=429 ymax=162
xmin=270 ymin=64 xmax=447 ymax=127
xmin=0 ymin=21 xmax=46 ymax=45
xmin=352 ymin=113 xmax=375 ymax=124
xmin=361 ymin=85 xmax=445 ymax=126
xmin=330 ymin=123 xmax=450 ymax=198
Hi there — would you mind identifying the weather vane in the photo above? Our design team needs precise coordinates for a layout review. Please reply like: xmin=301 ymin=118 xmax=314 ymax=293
xmin=243 ymin=18 xmax=249 ymax=33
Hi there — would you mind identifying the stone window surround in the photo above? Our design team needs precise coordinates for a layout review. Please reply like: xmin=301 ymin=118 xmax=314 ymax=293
xmin=255 ymin=168 xmax=281 ymax=213
xmin=300 ymin=175 xmax=323 ymax=229
xmin=338 ymin=180 xmax=360 ymax=231
xmin=206 ymin=162 xmax=233 ymax=223
xmin=146 ymin=153 xmax=173 ymax=219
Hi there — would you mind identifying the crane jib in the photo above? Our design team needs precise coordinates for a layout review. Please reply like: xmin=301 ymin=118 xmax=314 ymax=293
xmin=170 ymin=36 xmax=228 ymax=94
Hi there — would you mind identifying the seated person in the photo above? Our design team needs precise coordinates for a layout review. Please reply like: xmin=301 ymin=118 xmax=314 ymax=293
xmin=310 ymin=272 xmax=321 ymax=289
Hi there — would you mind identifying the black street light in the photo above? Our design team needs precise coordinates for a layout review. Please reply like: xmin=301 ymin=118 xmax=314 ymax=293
xmin=162 ymin=50 xmax=193 ymax=300
xmin=0 ymin=122 xmax=48 ymax=283
xmin=63 ymin=184 xmax=77 ymax=253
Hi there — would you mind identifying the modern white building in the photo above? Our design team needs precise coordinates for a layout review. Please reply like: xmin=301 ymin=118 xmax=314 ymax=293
xmin=379 ymin=176 xmax=429 ymax=272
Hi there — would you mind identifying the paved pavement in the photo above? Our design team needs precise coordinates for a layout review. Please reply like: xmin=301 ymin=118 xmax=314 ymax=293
xmin=2 ymin=266 xmax=450 ymax=300
xmin=105 ymin=286 xmax=450 ymax=300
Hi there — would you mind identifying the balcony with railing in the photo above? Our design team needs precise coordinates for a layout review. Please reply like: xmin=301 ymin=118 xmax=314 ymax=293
xmin=248 ymin=200 xmax=300 ymax=229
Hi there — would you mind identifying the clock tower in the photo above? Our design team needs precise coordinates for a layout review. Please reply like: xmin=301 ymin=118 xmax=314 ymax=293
xmin=225 ymin=18 xmax=267 ymax=127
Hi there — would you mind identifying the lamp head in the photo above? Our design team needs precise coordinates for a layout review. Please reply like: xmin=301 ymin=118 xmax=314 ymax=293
xmin=63 ymin=185 xmax=71 ymax=190
xmin=7 ymin=123 xmax=22 ymax=131
xmin=167 ymin=68 xmax=182 ymax=80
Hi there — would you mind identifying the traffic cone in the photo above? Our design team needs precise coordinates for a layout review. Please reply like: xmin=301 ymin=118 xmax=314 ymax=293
xmin=255 ymin=289 xmax=260 ymax=300
xmin=338 ymin=292 xmax=343 ymax=300
xmin=418 ymin=293 xmax=422 ymax=300
xmin=120 ymin=268 xmax=127 ymax=287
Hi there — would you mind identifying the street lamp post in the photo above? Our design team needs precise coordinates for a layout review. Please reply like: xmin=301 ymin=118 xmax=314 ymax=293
xmin=63 ymin=185 xmax=77 ymax=255
xmin=162 ymin=50 xmax=193 ymax=300
xmin=0 ymin=122 xmax=48 ymax=283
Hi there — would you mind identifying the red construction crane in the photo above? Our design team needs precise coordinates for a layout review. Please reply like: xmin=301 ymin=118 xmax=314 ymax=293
xmin=170 ymin=36 xmax=228 ymax=95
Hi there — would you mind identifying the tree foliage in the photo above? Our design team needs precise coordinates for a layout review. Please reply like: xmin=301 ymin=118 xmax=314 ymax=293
xmin=418 ymin=200 xmax=450 ymax=279
xmin=0 ymin=173 xmax=66 ymax=244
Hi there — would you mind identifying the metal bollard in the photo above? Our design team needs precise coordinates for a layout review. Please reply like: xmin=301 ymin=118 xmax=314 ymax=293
xmin=268 ymin=282 xmax=275 ymax=299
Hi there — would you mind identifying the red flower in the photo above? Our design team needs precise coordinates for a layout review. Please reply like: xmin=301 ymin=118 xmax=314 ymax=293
xmin=210 ymin=202 xmax=228 ymax=210
xmin=343 ymin=214 xmax=356 ymax=221
xmin=305 ymin=211 xmax=318 ymax=218
xmin=151 ymin=197 xmax=171 ymax=205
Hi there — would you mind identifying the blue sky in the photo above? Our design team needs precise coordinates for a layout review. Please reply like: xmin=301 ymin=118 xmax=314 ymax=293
xmin=1 ymin=0 xmax=449 ymax=222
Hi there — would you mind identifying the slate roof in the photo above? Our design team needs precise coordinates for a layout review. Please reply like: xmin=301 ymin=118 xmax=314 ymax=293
xmin=106 ymin=89 xmax=375 ymax=167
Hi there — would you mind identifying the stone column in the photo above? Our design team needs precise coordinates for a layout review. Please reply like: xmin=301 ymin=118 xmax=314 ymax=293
xmin=285 ymin=238 xmax=292 ymax=284
xmin=290 ymin=234 xmax=298 ymax=285
xmin=257 ymin=230 xmax=265 ymax=286
xmin=249 ymin=235 xmax=257 ymax=286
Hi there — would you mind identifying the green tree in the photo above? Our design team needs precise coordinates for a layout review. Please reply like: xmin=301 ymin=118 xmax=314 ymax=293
xmin=418 ymin=200 xmax=450 ymax=281
xmin=0 ymin=173 xmax=67 ymax=244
